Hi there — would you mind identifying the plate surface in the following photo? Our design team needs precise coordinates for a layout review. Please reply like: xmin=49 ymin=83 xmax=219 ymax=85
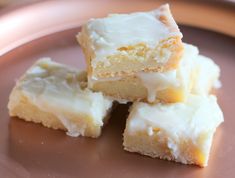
xmin=0 ymin=1 xmax=235 ymax=178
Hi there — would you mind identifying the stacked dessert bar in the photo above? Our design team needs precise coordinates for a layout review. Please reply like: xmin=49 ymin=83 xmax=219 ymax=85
xmin=77 ymin=4 xmax=223 ymax=167
xmin=8 ymin=4 xmax=223 ymax=167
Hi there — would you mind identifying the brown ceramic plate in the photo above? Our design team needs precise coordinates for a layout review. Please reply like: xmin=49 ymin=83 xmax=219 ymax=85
xmin=0 ymin=1 xmax=235 ymax=178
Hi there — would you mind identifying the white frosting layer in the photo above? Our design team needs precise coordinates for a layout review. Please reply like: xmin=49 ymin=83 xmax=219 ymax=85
xmin=191 ymin=55 xmax=220 ymax=95
xmin=88 ymin=75 xmax=122 ymax=88
xmin=126 ymin=95 xmax=223 ymax=145
xmin=137 ymin=70 xmax=178 ymax=102
xmin=137 ymin=43 xmax=198 ymax=102
xmin=19 ymin=58 xmax=113 ymax=137
xmin=78 ymin=4 xmax=182 ymax=67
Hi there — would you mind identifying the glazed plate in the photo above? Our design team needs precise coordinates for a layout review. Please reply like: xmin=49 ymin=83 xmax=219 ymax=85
xmin=0 ymin=1 xmax=235 ymax=178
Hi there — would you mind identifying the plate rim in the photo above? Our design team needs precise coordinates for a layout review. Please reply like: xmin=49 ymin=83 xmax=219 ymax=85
xmin=0 ymin=0 xmax=234 ymax=57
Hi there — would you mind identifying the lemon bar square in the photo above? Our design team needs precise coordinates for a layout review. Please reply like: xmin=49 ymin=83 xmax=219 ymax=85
xmin=77 ymin=4 xmax=183 ymax=78
xmin=8 ymin=58 xmax=113 ymax=138
xmin=123 ymin=95 xmax=224 ymax=167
